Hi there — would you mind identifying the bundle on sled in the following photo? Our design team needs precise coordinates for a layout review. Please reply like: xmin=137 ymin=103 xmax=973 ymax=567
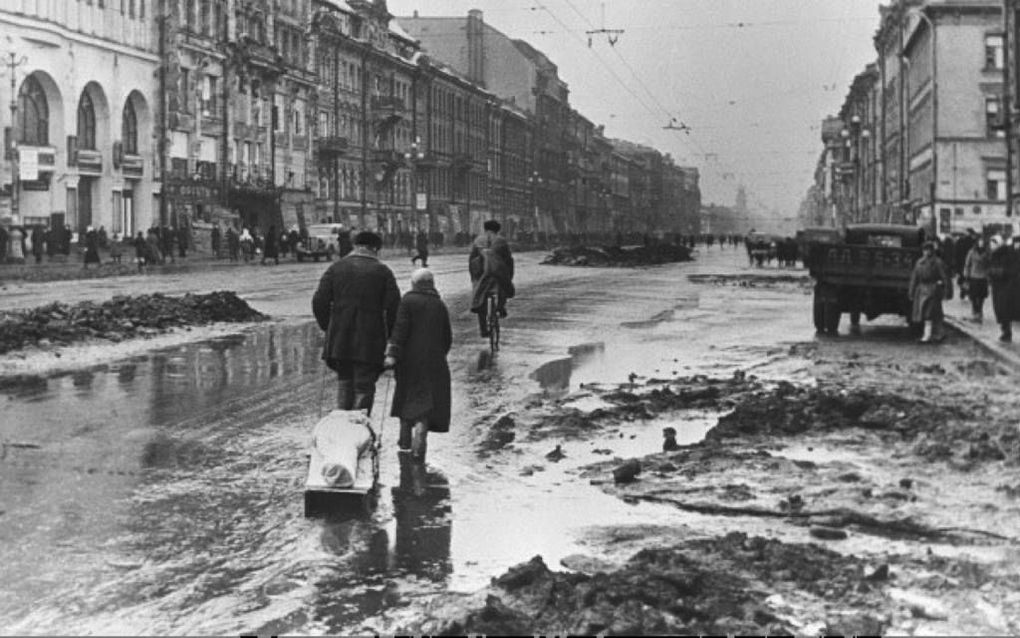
xmin=304 ymin=409 xmax=380 ymax=516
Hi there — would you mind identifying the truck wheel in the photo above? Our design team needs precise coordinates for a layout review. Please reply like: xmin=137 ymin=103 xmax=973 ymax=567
xmin=823 ymin=302 xmax=841 ymax=335
xmin=813 ymin=293 xmax=825 ymax=332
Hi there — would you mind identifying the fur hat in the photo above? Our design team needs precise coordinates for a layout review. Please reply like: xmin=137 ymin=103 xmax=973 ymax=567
xmin=353 ymin=231 xmax=382 ymax=249
xmin=483 ymin=220 xmax=501 ymax=232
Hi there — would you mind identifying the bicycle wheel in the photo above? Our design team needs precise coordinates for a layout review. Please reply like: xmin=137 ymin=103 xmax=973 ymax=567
xmin=487 ymin=294 xmax=500 ymax=353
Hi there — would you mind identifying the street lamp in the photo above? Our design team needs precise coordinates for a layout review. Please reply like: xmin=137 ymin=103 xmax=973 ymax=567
xmin=3 ymin=51 xmax=28 ymax=223
xmin=527 ymin=170 xmax=542 ymax=234
xmin=403 ymin=136 xmax=425 ymax=233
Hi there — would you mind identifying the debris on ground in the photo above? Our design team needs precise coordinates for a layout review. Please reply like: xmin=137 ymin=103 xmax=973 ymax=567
xmin=541 ymin=244 xmax=693 ymax=267
xmin=0 ymin=291 xmax=267 ymax=354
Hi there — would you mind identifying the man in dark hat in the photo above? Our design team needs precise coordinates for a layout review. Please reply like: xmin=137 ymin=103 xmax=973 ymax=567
xmin=469 ymin=220 xmax=515 ymax=338
xmin=313 ymin=230 xmax=401 ymax=413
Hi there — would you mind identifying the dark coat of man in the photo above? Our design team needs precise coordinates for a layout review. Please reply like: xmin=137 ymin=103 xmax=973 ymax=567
xmin=386 ymin=286 xmax=452 ymax=432
xmin=469 ymin=232 xmax=515 ymax=312
xmin=988 ymin=243 xmax=1020 ymax=323
xmin=263 ymin=225 xmax=279 ymax=259
xmin=312 ymin=252 xmax=401 ymax=370
xmin=337 ymin=229 xmax=353 ymax=258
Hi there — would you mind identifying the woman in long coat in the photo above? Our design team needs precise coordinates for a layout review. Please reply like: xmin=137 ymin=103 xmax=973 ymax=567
xmin=987 ymin=235 xmax=1020 ymax=342
xmin=82 ymin=227 xmax=101 ymax=268
xmin=384 ymin=269 xmax=452 ymax=463
xmin=908 ymin=240 xmax=953 ymax=343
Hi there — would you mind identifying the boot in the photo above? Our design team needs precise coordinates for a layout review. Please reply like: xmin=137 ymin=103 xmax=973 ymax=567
xmin=919 ymin=321 xmax=932 ymax=343
xmin=411 ymin=421 xmax=428 ymax=463
xmin=398 ymin=419 xmax=412 ymax=452
xmin=336 ymin=380 xmax=354 ymax=410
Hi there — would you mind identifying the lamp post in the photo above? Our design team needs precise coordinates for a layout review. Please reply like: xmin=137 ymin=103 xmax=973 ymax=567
xmin=527 ymin=170 xmax=542 ymax=235
xmin=403 ymin=136 xmax=425 ymax=234
xmin=3 ymin=51 xmax=28 ymax=223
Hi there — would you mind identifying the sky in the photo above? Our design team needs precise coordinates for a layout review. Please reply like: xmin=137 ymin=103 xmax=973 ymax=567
xmin=386 ymin=0 xmax=880 ymax=225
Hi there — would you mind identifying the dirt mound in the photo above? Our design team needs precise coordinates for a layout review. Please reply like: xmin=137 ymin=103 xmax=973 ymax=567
xmin=412 ymin=533 xmax=883 ymax=635
xmin=541 ymin=244 xmax=693 ymax=267
xmin=0 ymin=291 xmax=267 ymax=354
xmin=706 ymin=382 xmax=966 ymax=440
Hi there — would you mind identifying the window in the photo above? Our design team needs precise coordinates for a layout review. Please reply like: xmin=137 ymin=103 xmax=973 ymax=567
xmin=986 ymin=169 xmax=1006 ymax=200
xmin=16 ymin=75 xmax=48 ymax=145
xmin=122 ymin=99 xmax=138 ymax=154
xmin=180 ymin=68 xmax=191 ymax=112
xmin=985 ymin=34 xmax=1004 ymax=70
xmin=986 ymin=96 xmax=1004 ymax=137
xmin=293 ymin=104 xmax=303 ymax=136
xmin=201 ymin=76 xmax=217 ymax=115
xmin=77 ymin=91 xmax=97 ymax=150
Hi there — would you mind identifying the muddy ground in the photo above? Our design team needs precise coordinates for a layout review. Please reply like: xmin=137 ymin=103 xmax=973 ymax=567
xmin=401 ymin=339 xmax=1020 ymax=634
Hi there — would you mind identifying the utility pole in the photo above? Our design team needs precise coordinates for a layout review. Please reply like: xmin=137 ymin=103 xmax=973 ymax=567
xmin=1005 ymin=0 xmax=1014 ymax=217
xmin=3 ymin=51 xmax=28 ymax=223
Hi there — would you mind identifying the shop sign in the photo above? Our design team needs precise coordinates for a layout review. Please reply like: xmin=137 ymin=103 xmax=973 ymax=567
xmin=165 ymin=179 xmax=222 ymax=203
xmin=19 ymin=148 xmax=38 ymax=181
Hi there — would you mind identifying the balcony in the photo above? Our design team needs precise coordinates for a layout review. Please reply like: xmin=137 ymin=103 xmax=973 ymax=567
xmin=372 ymin=149 xmax=405 ymax=169
xmin=315 ymin=136 xmax=349 ymax=158
xmin=76 ymin=149 xmax=102 ymax=174
xmin=370 ymin=95 xmax=407 ymax=129
xmin=122 ymin=154 xmax=144 ymax=178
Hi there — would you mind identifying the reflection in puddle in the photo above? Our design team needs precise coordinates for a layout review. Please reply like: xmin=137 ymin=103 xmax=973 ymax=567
xmin=531 ymin=342 xmax=606 ymax=394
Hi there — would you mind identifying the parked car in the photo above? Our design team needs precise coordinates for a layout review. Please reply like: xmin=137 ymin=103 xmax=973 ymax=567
xmin=296 ymin=223 xmax=345 ymax=262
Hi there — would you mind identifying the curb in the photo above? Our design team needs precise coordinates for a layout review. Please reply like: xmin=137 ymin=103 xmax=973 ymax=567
xmin=944 ymin=317 xmax=1020 ymax=373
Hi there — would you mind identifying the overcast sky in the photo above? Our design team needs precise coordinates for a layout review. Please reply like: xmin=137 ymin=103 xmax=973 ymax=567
xmin=387 ymin=0 xmax=880 ymax=223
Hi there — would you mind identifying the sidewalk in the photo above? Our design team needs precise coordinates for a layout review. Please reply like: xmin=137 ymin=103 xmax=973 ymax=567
xmin=943 ymin=295 xmax=1020 ymax=372
xmin=0 ymin=244 xmax=476 ymax=283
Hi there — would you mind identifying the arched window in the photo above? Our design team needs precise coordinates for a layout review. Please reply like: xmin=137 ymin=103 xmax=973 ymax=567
xmin=77 ymin=91 xmax=97 ymax=150
xmin=16 ymin=75 xmax=48 ymax=146
xmin=122 ymin=99 xmax=138 ymax=154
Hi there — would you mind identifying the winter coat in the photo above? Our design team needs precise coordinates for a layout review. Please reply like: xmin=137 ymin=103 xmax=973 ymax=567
xmin=83 ymin=230 xmax=101 ymax=264
xmin=469 ymin=233 xmax=515 ymax=312
xmin=312 ymin=252 xmax=401 ymax=370
xmin=908 ymin=253 xmax=952 ymax=322
xmin=988 ymin=245 xmax=1020 ymax=323
xmin=385 ymin=288 xmax=453 ymax=432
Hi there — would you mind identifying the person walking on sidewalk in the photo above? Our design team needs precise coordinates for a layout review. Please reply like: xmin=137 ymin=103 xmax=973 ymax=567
xmin=383 ymin=268 xmax=452 ymax=463
xmin=963 ymin=236 xmax=990 ymax=323
xmin=134 ymin=232 xmax=148 ymax=273
xmin=411 ymin=230 xmax=429 ymax=267
xmin=312 ymin=231 xmax=401 ymax=414
xmin=82 ymin=227 xmax=101 ymax=269
xmin=988 ymin=235 xmax=1020 ymax=342
xmin=261 ymin=225 xmax=280 ymax=265
xmin=909 ymin=240 xmax=953 ymax=343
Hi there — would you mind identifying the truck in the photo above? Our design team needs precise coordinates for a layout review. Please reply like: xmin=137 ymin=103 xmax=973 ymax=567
xmin=805 ymin=223 xmax=926 ymax=335
xmin=295 ymin=223 xmax=346 ymax=262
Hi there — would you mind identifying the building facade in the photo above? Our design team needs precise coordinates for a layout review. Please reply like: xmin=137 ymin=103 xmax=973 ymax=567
xmin=1 ymin=0 xmax=159 ymax=237
xmin=822 ymin=0 xmax=1014 ymax=237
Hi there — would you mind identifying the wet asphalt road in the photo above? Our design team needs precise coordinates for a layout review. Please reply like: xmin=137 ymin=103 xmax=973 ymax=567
xmin=0 ymin=246 xmax=976 ymax=634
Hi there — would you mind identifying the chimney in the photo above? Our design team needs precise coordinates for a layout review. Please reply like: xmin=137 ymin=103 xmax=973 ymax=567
xmin=467 ymin=9 xmax=485 ymax=87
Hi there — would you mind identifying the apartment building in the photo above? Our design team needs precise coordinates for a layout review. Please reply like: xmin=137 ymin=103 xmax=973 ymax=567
xmin=1 ymin=0 xmax=159 ymax=236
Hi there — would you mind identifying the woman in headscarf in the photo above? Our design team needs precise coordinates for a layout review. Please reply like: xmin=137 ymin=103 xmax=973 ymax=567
xmin=383 ymin=268 xmax=452 ymax=463
xmin=908 ymin=240 xmax=953 ymax=343
xmin=963 ymin=235 xmax=990 ymax=323
xmin=987 ymin=234 xmax=1020 ymax=342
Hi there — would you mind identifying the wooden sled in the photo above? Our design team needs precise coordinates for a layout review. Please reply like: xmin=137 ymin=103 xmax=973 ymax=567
xmin=304 ymin=409 xmax=381 ymax=517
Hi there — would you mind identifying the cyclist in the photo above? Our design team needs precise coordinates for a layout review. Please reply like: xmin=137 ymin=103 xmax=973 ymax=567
xmin=469 ymin=220 xmax=515 ymax=338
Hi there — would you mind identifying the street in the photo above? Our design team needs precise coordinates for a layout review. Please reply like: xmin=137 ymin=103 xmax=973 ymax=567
xmin=1 ymin=247 xmax=1018 ymax=634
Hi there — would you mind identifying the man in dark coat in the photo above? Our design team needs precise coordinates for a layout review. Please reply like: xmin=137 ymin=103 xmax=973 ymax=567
xmin=411 ymin=230 xmax=429 ymax=267
xmin=312 ymin=230 xmax=401 ymax=413
xmin=988 ymin=235 xmax=1020 ymax=342
xmin=469 ymin=220 xmax=515 ymax=338
xmin=383 ymin=268 xmax=452 ymax=462
xmin=261 ymin=224 xmax=279 ymax=265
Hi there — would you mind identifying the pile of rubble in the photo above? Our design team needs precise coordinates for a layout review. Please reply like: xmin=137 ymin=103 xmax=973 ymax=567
xmin=0 ymin=291 xmax=267 ymax=354
xmin=541 ymin=244 xmax=693 ymax=267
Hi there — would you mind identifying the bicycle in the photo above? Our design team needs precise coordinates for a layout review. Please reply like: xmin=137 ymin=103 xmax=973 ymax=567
xmin=485 ymin=289 xmax=500 ymax=353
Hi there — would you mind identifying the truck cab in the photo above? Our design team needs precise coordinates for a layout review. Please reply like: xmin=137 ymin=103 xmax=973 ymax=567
xmin=806 ymin=224 xmax=926 ymax=335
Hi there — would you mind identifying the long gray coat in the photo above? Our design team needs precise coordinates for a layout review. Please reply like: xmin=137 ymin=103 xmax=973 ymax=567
xmin=386 ymin=289 xmax=452 ymax=432
xmin=312 ymin=253 xmax=401 ymax=370
xmin=908 ymin=254 xmax=951 ymax=322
